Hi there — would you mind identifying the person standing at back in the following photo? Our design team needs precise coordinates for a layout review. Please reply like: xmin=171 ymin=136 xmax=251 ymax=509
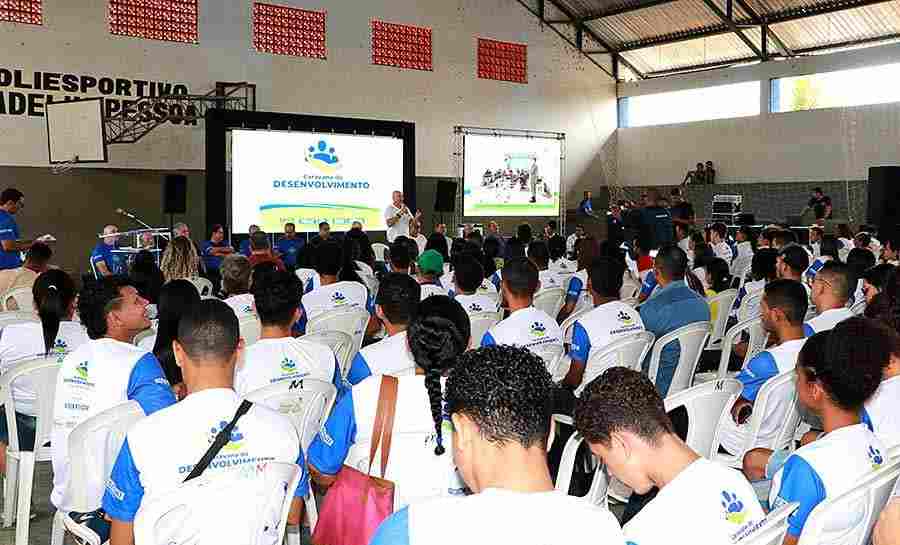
xmin=385 ymin=191 xmax=412 ymax=243
xmin=0 ymin=188 xmax=40 ymax=271
xmin=669 ymin=188 xmax=695 ymax=235
xmin=638 ymin=244 xmax=711 ymax=396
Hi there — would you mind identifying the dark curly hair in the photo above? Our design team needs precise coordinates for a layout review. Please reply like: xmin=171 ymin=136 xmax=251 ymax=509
xmin=78 ymin=276 xmax=131 ymax=340
xmin=799 ymin=318 xmax=890 ymax=412
xmin=865 ymin=267 xmax=900 ymax=332
xmin=445 ymin=345 xmax=555 ymax=449
xmin=574 ymin=367 xmax=674 ymax=447
xmin=407 ymin=295 xmax=470 ymax=455
xmin=250 ymin=269 xmax=301 ymax=327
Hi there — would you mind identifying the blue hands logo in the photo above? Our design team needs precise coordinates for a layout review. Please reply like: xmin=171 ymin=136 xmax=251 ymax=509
xmin=280 ymin=357 xmax=297 ymax=374
xmin=75 ymin=361 xmax=89 ymax=380
xmin=721 ymin=491 xmax=747 ymax=524
xmin=305 ymin=140 xmax=341 ymax=174
xmin=332 ymin=291 xmax=348 ymax=305
xmin=869 ymin=445 xmax=884 ymax=469
xmin=53 ymin=338 xmax=68 ymax=354
xmin=209 ymin=420 xmax=246 ymax=453
xmin=530 ymin=321 xmax=547 ymax=338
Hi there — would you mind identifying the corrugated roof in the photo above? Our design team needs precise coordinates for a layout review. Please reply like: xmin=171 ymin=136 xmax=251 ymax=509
xmin=771 ymin=2 xmax=900 ymax=51
xmin=587 ymin=0 xmax=726 ymax=47
xmin=622 ymin=30 xmax=760 ymax=74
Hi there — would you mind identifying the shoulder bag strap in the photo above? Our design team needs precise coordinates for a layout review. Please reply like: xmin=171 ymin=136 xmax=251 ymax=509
xmin=367 ymin=375 xmax=399 ymax=477
xmin=184 ymin=399 xmax=253 ymax=483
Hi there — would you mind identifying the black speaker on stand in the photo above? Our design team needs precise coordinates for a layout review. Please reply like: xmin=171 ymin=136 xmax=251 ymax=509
xmin=164 ymin=174 xmax=187 ymax=234
xmin=867 ymin=166 xmax=900 ymax=235
xmin=434 ymin=180 xmax=457 ymax=229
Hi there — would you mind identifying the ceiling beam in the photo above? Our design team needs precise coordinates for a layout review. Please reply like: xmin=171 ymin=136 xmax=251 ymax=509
xmin=794 ymin=31 xmax=900 ymax=54
xmin=644 ymin=56 xmax=760 ymax=77
xmin=700 ymin=0 xmax=764 ymax=59
xmin=732 ymin=0 xmax=794 ymax=56
xmin=583 ymin=0 xmax=679 ymax=21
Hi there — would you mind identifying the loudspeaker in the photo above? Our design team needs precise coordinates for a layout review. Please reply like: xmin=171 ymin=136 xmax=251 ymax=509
xmin=163 ymin=174 xmax=187 ymax=214
xmin=867 ymin=166 xmax=900 ymax=231
xmin=434 ymin=180 xmax=457 ymax=213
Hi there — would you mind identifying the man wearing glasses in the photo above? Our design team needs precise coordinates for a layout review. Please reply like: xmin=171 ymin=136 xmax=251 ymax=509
xmin=804 ymin=261 xmax=854 ymax=336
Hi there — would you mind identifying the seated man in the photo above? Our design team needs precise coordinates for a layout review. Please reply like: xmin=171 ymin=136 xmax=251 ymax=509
xmin=719 ymin=280 xmax=808 ymax=455
xmin=220 ymin=254 xmax=255 ymax=318
xmin=565 ymin=256 xmax=644 ymax=395
xmin=298 ymin=241 xmax=372 ymax=334
xmin=371 ymin=345 xmax=625 ymax=545
xmin=730 ymin=248 xmax=778 ymax=319
xmin=481 ymin=257 xmax=563 ymax=356
xmin=90 ymin=225 xmax=126 ymax=278
xmin=0 ymin=241 xmax=52 ymax=306
xmin=452 ymin=255 xmax=498 ymax=315
xmin=51 ymin=277 xmax=176 ymax=515
xmin=386 ymin=238 xmax=412 ymax=275
xmin=239 ymin=224 xmax=260 ymax=256
xmin=234 ymin=270 xmax=340 ymax=397
xmin=276 ymin=222 xmax=303 ymax=271
xmin=416 ymin=250 xmax=449 ymax=300
xmin=575 ymin=367 xmax=764 ymax=545
xmin=345 ymin=273 xmax=421 ymax=385
xmin=776 ymin=245 xmax=810 ymax=288
xmin=709 ymin=222 xmax=733 ymax=267
xmin=100 ymin=300 xmax=309 ymax=545
xmin=527 ymin=240 xmax=562 ymax=291
xmin=248 ymin=230 xmax=286 ymax=272
xmin=804 ymin=261 xmax=853 ymax=335
xmin=638 ymin=245 xmax=711 ymax=396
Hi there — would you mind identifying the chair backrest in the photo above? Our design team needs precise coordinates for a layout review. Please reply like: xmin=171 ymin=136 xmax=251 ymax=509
xmin=715 ymin=317 xmax=769 ymax=380
xmin=244 ymin=378 xmax=337 ymax=452
xmin=133 ymin=328 xmax=156 ymax=348
xmin=0 ymin=310 xmax=38 ymax=330
xmin=372 ymin=243 xmax=389 ymax=262
xmin=554 ymin=429 xmax=608 ymax=509
xmin=238 ymin=314 xmax=262 ymax=346
xmin=481 ymin=289 xmax=500 ymax=306
xmin=559 ymin=307 xmax=592 ymax=345
xmin=741 ymin=502 xmax=800 ymax=545
xmin=532 ymin=287 xmax=565 ymax=319
xmin=295 ymin=268 xmax=318 ymax=292
xmin=648 ymin=322 xmax=711 ymax=396
xmin=306 ymin=308 xmax=371 ymax=374
xmin=0 ymin=356 xmax=59 ymax=459
xmin=664 ymin=378 xmax=743 ymax=458
xmin=707 ymin=289 xmax=739 ymax=347
xmin=468 ymin=311 xmax=502 ymax=349
xmin=134 ymin=462 xmax=301 ymax=545
xmin=737 ymin=289 xmax=765 ymax=323
xmin=0 ymin=286 xmax=34 ymax=312
xmin=188 ymin=277 xmax=214 ymax=297
xmin=530 ymin=343 xmax=566 ymax=381
xmin=302 ymin=330 xmax=354 ymax=379
xmin=797 ymin=457 xmax=900 ymax=545
xmin=65 ymin=401 xmax=145 ymax=512
xmin=718 ymin=370 xmax=800 ymax=458
xmin=850 ymin=299 xmax=867 ymax=316
xmin=357 ymin=269 xmax=379 ymax=297
xmin=578 ymin=331 xmax=655 ymax=395
xmin=731 ymin=254 xmax=753 ymax=279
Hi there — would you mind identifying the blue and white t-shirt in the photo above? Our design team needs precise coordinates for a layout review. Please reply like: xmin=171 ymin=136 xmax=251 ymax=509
xmin=624 ymin=458 xmax=765 ymax=545
xmin=371 ymin=488 xmax=626 ymax=545
xmin=569 ymin=301 xmax=645 ymax=395
xmin=90 ymin=242 xmax=126 ymax=278
xmin=803 ymin=256 xmax=832 ymax=286
xmin=298 ymin=281 xmax=371 ymax=333
xmin=0 ymin=210 xmax=21 ymax=270
xmin=0 ymin=321 xmax=89 ymax=416
xmin=537 ymin=269 xmax=564 ymax=291
xmin=713 ymin=241 xmax=733 ymax=267
xmin=453 ymin=293 xmax=499 ymax=315
xmin=276 ymin=237 xmax=304 ymax=268
xmin=719 ymin=339 xmax=807 ymax=455
xmin=345 ymin=331 xmax=417 ymax=386
xmin=307 ymin=375 xmax=463 ymax=509
xmin=771 ymin=424 xmax=887 ymax=538
xmin=51 ymin=338 xmax=176 ymax=511
xmin=565 ymin=270 xmax=589 ymax=304
xmin=481 ymin=307 xmax=562 ymax=354
xmin=861 ymin=375 xmax=900 ymax=449
xmin=102 ymin=388 xmax=309 ymax=524
xmin=223 ymin=293 xmax=256 ymax=319
xmin=803 ymin=307 xmax=854 ymax=337
xmin=234 ymin=337 xmax=341 ymax=398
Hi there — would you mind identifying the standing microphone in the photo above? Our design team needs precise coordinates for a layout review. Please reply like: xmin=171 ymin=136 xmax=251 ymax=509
xmin=116 ymin=208 xmax=136 ymax=219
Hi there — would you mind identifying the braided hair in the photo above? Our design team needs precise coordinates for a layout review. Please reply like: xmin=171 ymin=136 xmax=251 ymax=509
xmin=407 ymin=295 xmax=470 ymax=455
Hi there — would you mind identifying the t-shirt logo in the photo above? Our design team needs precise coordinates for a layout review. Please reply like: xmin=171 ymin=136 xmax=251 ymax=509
xmin=530 ymin=322 xmax=547 ymax=338
xmin=209 ymin=421 xmax=246 ymax=453
xmin=469 ymin=303 xmax=483 ymax=313
xmin=53 ymin=338 xmax=68 ymax=354
xmin=75 ymin=361 xmax=89 ymax=380
xmin=242 ymin=305 xmax=253 ymax=314
xmin=280 ymin=357 xmax=297 ymax=374
xmin=331 ymin=291 xmax=348 ymax=306
xmin=617 ymin=310 xmax=635 ymax=326
xmin=721 ymin=491 xmax=747 ymax=525
xmin=868 ymin=445 xmax=885 ymax=469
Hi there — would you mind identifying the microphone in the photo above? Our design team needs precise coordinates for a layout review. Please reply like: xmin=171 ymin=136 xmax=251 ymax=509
xmin=116 ymin=208 xmax=136 ymax=219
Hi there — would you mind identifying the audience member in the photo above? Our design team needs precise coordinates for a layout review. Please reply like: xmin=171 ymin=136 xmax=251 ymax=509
xmin=575 ymin=367 xmax=764 ymax=544
xmin=566 ymin=224 xmax=584 ymax=258
xmin=452 ymin=255 xmax=497 ymax=315
xmin=847 ymin=247 xmax=877 ymax=304
xmin=881 ymin=231 xmax=899 ymax=266
xmin=776 ymin=245 xmax=810 ymax=289
xmin=298 ymin=241 xmax=372 ymax=334
xmin=276 ymin=222 xmax=304 ymax=271
xmin=808 ymin=227 xmax=823 ymax=257
xmin=408 ymin=219 xmax=427 ymax=255
xmin=372 ymin=344 xmax=626 ymax=545
xmin=734 ymin=225 xmax=755 ymax=262
xmin=860 ymin=321 xmax=900 ymax=449
xmin=527 ymin=240 xmax=562 ymax=291
xmin=669 ymin=187 xmax=695 ymax=231
xmin=150 ymin=279 xmax=200 ymax=398
xmin=201 ymin=224 xmax=234 ymax=292
xmin=862 ymin=264 xmax=897 ymax=305
xmin=548 ymin=235 xmax=573 ymax=273
xmin=128 ymin=250 xmax=164 ymax=305
xmin=701 ymin=256 xmax=732 ymax=325
xmin=424 ymin=232 xmax=449 ymax=264
xmin=805 ymin=261 xmax=853 ymax=335
xmin=160 ymin=235 xmax=199 ymax=282
xmin=416 ymin=250 xmax=448 ymax=299
xmin=238 ymin=224 xmax=261 ymax=256
xmin=220 ymin=254 xmax=255 ymax=318
xmin=247 ymin=231 xmax=286 ymax=272
xmin=386 ymin=238 xmax=412 ymax=275
xmin=557 ymin=236 xmax=600 ymax=323
xmin=731 ymin=248 xmax=779 ymax=318
xmin=90 ymin=225 xmax=126 ymax=278
xmin=772 ymin=230 xmax=798 ymax=250
xmin=0 ymin=241 xmax=52 ymax=305
xmin=709 ymin=222 xmax=732 ymax=267
xmin=637 ymin=190 xmax=674 ymax=250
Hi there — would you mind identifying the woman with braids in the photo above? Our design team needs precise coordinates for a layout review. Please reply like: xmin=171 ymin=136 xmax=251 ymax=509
xmin=0 ymin=269 xmax=88 ymax=472
xmin=307 ymin=295 xmax=470 ymax=508
xmin=159 ymin=235 xmax=199 ymax=283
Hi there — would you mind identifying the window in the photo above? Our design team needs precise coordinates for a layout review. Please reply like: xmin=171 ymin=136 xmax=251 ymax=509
xmin=772 ymin=62 xmax=900 ymax=113
xmin=109 ymin=0 xmax=198 ymax=44
xmin=1 ymin=1 xmax=42 ymax=25
xmin=253 ymin=2 xmax=326 ymax=59
xmin=618 ymin=81 xmax=760 ymax=128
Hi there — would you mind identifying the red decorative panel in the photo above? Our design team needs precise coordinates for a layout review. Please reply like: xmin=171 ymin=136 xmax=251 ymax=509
xmin=371 ymin=20 xmax=432 ymax=71
xmin=477 ymin=38 xmax=527 ymax=84
xmin=108 ymin=0 xmax=198 ymax=44
xmin=253 ymin=2 xmax=326 ymax=59
xmin=0 ymin=0 xmax=42 ymax=25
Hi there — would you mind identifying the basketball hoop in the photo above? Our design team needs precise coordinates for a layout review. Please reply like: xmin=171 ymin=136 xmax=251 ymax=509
xmin=50 ymin=155 xmax=79 ymax=175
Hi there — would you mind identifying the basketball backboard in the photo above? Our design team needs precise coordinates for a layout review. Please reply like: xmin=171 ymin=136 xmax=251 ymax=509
xmin=46 ymin=97 xmax=108 ymax=167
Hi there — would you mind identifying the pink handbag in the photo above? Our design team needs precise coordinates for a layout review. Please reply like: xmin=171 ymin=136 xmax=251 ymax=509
xmin=311 ymin=376 xmax=398 ymax=545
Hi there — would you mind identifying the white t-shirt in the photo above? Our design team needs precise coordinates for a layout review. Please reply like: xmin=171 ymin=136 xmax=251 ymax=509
xmin=565 ymin=234 xmax=578 ymax=256
xmin=234 ymin=337 xmax=340 ymax=399
xmin=371 ymin=488 xmax=626 ymax=545
xmin=624 ymin=458 xmax=765 ymax=545
xmin=481 ymin=307 xmax=563 ymax=354
xmin=454 ymin=293 xmax=499 ymax=315
xmin=51 ymin=338 xmax=176 ymax=511
xmin=308 ymin=375 xmax=464 ymax=509
xmin=0 ymin=321 xmax=89 ymax=416
xmin=537 ymin=269 xmax=563 ymax=291
xmin=299 ymin=281 xmax=371 ymax=331
xmin=101 ymin=388 xmax=308 ymax=536
xmin=862 ymin=374 xmax=900 ymax=449
xmin=345 ymin=331 xmax=417 ymax=386
xmin=413 ymin=234 xmax=427 ymax=255
xmin=713 ymin=241 xmax=734 ymax=266
xmin=569 ymin=301 xmax=645 ymax=395
xmin=385 ymin=204 xmax=411 ymax=242
xmin=803 ymin=307 xmax=854 ymax=336
xmin=223 ymin=293 xmax=256 ymax=318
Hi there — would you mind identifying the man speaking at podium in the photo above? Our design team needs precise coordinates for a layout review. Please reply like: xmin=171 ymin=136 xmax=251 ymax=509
xmin=384 ymin=191 xmax=413 ymax=243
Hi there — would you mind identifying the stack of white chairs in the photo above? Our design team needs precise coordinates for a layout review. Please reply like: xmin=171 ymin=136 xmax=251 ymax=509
xmin=0 ymin=288 xmax=33 ymax=312
xmin=302 ymin=330 xmax=355 ymax=379
xmin=533 ymin=287 xmax=565 ymax=320
xmin=238 ymin=314 xmax=263 ymax=346
xmin=306 ymin=308 xmax=370 ymax=379
xmin=468 ymin=310 xmax=503 ymax=349
xmin=647 ymin=322 xmax=711 ymax=397
xmin=705 ymin=289 xmax=739 ymax=351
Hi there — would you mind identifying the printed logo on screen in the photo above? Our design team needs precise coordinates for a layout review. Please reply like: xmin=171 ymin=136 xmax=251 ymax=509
xmin=306 ymin=140 xmax=342 ymax=174
xmin=208 ymin=420 xmax=246 ymax=453
xmin=721 ymin=491 xmax=747 ymax=525
xmin=868 ymin=445 xmax=884 ymax=469
xmin=530 ymin=322 xmax=547 ymax=339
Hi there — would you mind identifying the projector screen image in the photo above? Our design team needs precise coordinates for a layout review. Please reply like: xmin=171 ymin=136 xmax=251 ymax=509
xmin=231 ymin=129 xmax=404 ymax=233
xmin=463 ymin=133 xmax=561 ymax=217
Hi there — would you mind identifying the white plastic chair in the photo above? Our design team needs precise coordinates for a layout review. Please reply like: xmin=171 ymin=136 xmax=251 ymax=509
xmin=559 ymin=307 xmax=592 ymax=345
xmin=58 ymin=401 xmax=145 ymax=545
xmin=0 ymin=287 xmax=33 ymax=312
xmin=664 ymin=378 xmax=742 ymax=458
xmin=244 ymin=378 xmax=337 ymax=454
xmin=357 ymin=270 xmax=379 ymax=298
xmin=295 ymin=268 xmax=319 ymax=293
xmin=302 ymin=330 xmax=354 ymax=379
xmin=695 ymin=317 xmax=769 ymax=385
xmin=850 ymin=299 xmax=867 ymax=316
xmin=133 ymin=328 xmax=156 ymax=348
xmin=468 ymin=310 xmax=502 ymax=349
xmin=533 ymin=287 xmax=565 ymax=320
xmin=0 ymin=311 xmax=38 ymax=330
xmin=0 ymin=357 xmax=59 ymax=545
xmin=306 ymin=309 xmax=371 ymax=376
xmin=647 ymin=321 xmax=711 ymax=397
xmin=741 ymin=502 xmax=800 ymax=545
xmin=480 ymin=289 xmax=500 ymax=307
xmin=554 ymin=421 xmax=608 ymax=509
xmin=238 ymin=314 xmax=262 ymax=346
xmin=188 ymin=276 xmax=214 ymax=297
xmin=731 ymin=254 xmax=753 ymax=281
xmin=576 ymin=332 xmax=655 ymax=396
xmin=372 ymin=243 xmax=389 ymax=262
xmin=706 ymin=289 xmax=739 ymax=351
xmin=737 ymin=289 xmax=765 ymax=323
xmin=797 ymin=457 xmax=900 ymax=545
xmin=133 ymin=462 xmax=301 ymax=545
xmin=712 ymin=370 xmax=801 ymax=468
xmin=530 ymin=343 xmax=565 ymax=381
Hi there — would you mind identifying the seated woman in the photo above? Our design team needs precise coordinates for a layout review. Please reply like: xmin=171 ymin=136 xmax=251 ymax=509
xmin=159 ymin=236 xmax=199 ymax=283
xmin=150 ymin=279 xmax=201 ymax=399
